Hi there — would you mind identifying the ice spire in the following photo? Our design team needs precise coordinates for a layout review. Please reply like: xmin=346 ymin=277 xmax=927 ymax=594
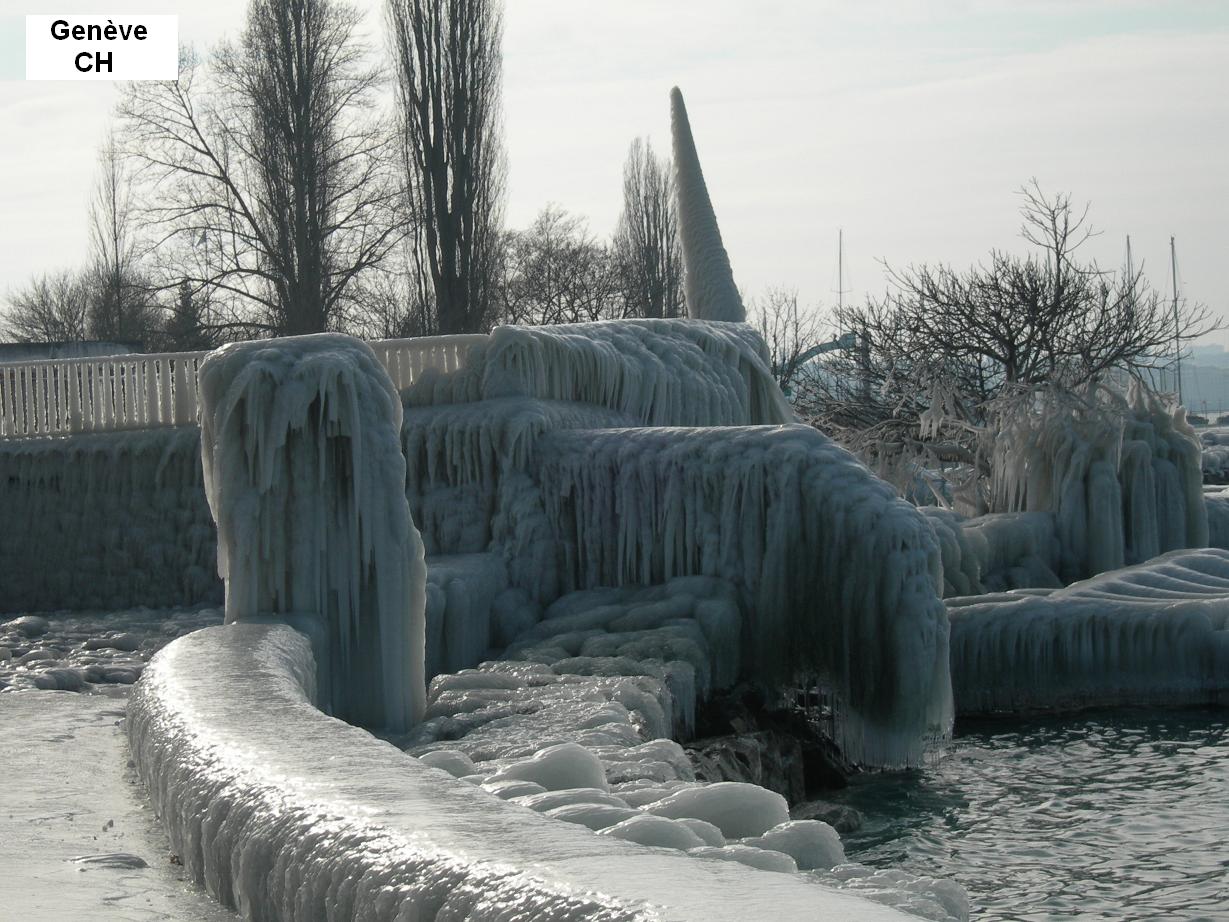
xmin=198 ymin=333 xmax=427 ymax=732
xmin=670 ymin=87 xmax=745 ymax=323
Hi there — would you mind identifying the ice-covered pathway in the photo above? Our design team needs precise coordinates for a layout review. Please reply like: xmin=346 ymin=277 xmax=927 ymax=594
xmin=0 ymin=691 xmax=236 ymax=921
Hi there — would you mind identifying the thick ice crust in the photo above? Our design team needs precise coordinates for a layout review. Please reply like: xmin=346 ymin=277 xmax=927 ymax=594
xmin=949 ymin=548 xmax=1229 ymax=714
xmin=127 ymin=623 xmax=924 ymax=922
xmin=535 ymin=424 xmax=953 ymax=768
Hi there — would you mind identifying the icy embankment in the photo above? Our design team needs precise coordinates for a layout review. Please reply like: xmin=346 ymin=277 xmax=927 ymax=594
xmin=401 ymin=579 xmax=968 ymax=921
xmin=198 ymin=333 xmax=426 ymax=732
xmin=948 ymin=548 xmax=1229 ymax=715
xmin=404 ymin=319 xmax=792 ymax=427
xmin=0 ymin=426 xmax=218 ymax=613
xmin=533 ymin=425 xmax=953 ymax=769
xmin=128 ymin=622 xmax=936 ymax=922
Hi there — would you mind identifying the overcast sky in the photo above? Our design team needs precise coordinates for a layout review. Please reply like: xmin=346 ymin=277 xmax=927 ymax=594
xmin=1 ymin=0 xmax=1226 ymax=344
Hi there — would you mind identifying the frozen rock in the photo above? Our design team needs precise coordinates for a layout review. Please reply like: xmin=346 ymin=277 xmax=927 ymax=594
xmin=688 ymin=844 xmax=797 ymax=873
xmin=645 ymin=781 xmax=789 ymax=839
xmin=417 ymin=749 xmax=476 ymax=778
xmin=488 ymin=742 xmax=609 ymax=792
xmin=7 ymin=616 xmax=50 ymax=637
xmin=481 ymin=779 xmax=546 ymax=799
xmin=676 ymin=817 xmax=725 ymax=847
xmin=85 ymin=633 xmax=141 ymax=652
xmin=598 ymin=814 xmax=707 ymax=851
xmin=544 ymin=803 xmax=641 ymax=831
xmin=745 ymin=820 xmax=845 ymax=871
xmin=512 ymin=788 xmax=630 ymax=813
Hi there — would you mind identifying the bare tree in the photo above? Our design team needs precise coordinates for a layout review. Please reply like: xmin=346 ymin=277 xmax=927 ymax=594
xmin=809 ymin=181 xmax=1221 ymax=504
xmin=500 ymin=205 xmax=622 ymax=326
xmin=613 ymin=138 xmax=683 ymax=319
xmin=2 ymin=271 xmax=92 ymax=343
xmin=387 ymin=0 xmax=505 ymax=334
xmin=120 ymin=0 xmax=400 ymax=338
xmin=749 ymin=287 xmax=827 ymax=395
xmin=87 ymin=131 xmax=162 ymax=344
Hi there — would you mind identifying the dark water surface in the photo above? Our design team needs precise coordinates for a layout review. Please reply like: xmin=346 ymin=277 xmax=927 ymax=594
xmin=831 ymin=710 xmax=1229 ymax=921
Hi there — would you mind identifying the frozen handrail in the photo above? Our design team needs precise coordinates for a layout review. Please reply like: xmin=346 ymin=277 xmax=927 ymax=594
xmin=0 ymin=333 xmax=490 ymax=439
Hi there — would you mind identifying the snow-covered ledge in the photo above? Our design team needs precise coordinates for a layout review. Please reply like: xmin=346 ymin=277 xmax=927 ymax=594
xmin=129 ymin=623 xmax=920 ymax=921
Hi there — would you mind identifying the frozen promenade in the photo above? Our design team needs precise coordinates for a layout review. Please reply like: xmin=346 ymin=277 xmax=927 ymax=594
xmin=0 ymin=691 xmax=235 ymax=921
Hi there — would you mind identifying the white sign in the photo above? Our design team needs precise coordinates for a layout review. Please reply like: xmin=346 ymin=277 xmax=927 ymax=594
xmin=25 ymin=15 xmax=178 ymax=80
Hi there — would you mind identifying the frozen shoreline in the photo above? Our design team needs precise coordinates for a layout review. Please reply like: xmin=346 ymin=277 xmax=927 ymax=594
xmin=0 ymin=690 xmax=235 ymax=921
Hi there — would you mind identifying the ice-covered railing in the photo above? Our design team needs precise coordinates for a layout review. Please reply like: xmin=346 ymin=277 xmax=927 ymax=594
xmin=532 ymin=425 xmax=953 ymax=768
xmin=0 ymin=333 xmax=488 ymax=440
xmin=128 ymin=621 xmax=926 ymax=922
xmin=0 ymin=350 xmax=207 ymax=438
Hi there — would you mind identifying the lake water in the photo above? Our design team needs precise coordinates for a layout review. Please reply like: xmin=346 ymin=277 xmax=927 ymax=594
xmin=831 ymin=710 xmax=1229 ymax=921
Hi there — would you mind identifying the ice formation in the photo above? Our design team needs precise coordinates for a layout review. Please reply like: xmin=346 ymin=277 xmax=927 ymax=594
xmin=991 ymin=384 xmax=1207 ymax=581
xmin=670 ymin=87 xmax=746 ymax=323
xmin=0 ymin=426 xmax=218 ymax=612
xmin=405 ymin=320 xmax=791 ymax=426
xmin=948 ymin=548 xmax=1229 ymax=714
xmin=920 ymin=508 xmax=1061 ymax=597
xmin=533 ymin=425 xmax=953 ymax=767
xmin=197 ymin=333 xmax=426 ymax=731
xmin=128 ymin=621 xmax=941 ymax=921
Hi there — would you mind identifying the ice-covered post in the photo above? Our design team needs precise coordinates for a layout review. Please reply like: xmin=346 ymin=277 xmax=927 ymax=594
xmin=198 ymin=334 xmax=426 ymax=732
xmin=670 ymin=86 xmax=745 ymax=323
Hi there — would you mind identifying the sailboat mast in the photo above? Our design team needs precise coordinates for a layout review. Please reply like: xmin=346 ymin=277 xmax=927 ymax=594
xmin=1171 ymin=236 xmax=1182 ymax=404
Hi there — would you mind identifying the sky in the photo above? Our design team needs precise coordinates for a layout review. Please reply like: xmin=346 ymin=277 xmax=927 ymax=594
xmin=1 ymin=0 xmax=1227 ymax=344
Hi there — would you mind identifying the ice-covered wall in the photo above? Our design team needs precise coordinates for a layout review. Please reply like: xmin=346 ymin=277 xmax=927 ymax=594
xmin=128 ymin=622 xmax=926 ymax=922
xmin=670 ymin=88 xmax=746 ymax=323
xmin=198 ymin=333 xmax=426 ymax=732
xmin=948 ymin=548 xmax=1229 ymax=715
xmin=0 ymin=426 xmax=219 ymax=613
xmin=991 ymin=384 xmax=1207 ymax=582
xmin=532 ymin=425 xmax=953 ymax=768
xmin=406 ymin=320 xmax=791 ymax=426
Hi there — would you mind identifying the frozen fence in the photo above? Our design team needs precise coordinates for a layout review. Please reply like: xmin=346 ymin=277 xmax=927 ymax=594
xmin=0 ymin=333 xmax=489 ymax=439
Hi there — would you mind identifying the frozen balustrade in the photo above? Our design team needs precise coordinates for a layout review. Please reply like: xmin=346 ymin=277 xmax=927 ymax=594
xmin=530 ymin=425 xmax=954 ymax=768
xmin=948 ymin=548 xmax=1229 ymax=715
xmin=198 ymin=333 xmax=426 ymax=732
xmin=127 ymin=621 xmax=928 ymax=922
xmin=0 ymin=333 xmax=487 ymax=440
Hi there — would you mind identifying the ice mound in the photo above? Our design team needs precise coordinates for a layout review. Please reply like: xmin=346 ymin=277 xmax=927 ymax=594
xmin=535 ymin=425 xmax=953 ymax=768
xmin=198 ymin=333 xmax=426 ymax=732
xmin=489 ymin=742 xmax=610 ymax=791
xmin=645 ymin=781 xmax=789 ymax=838
xmin=689 ymin=844 xmax=797 ymax=873
xmin=745 ymin=820 xmax=846 ymax=871
xmin=949 ymin=547 xmax=1229 ymax=714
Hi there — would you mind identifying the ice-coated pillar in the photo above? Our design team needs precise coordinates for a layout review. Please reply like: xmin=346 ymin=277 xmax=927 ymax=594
xmin=671 ymin=86 xmax=746 ymax=323
xmin=198 ymin=333 xmax=426 ymax=731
